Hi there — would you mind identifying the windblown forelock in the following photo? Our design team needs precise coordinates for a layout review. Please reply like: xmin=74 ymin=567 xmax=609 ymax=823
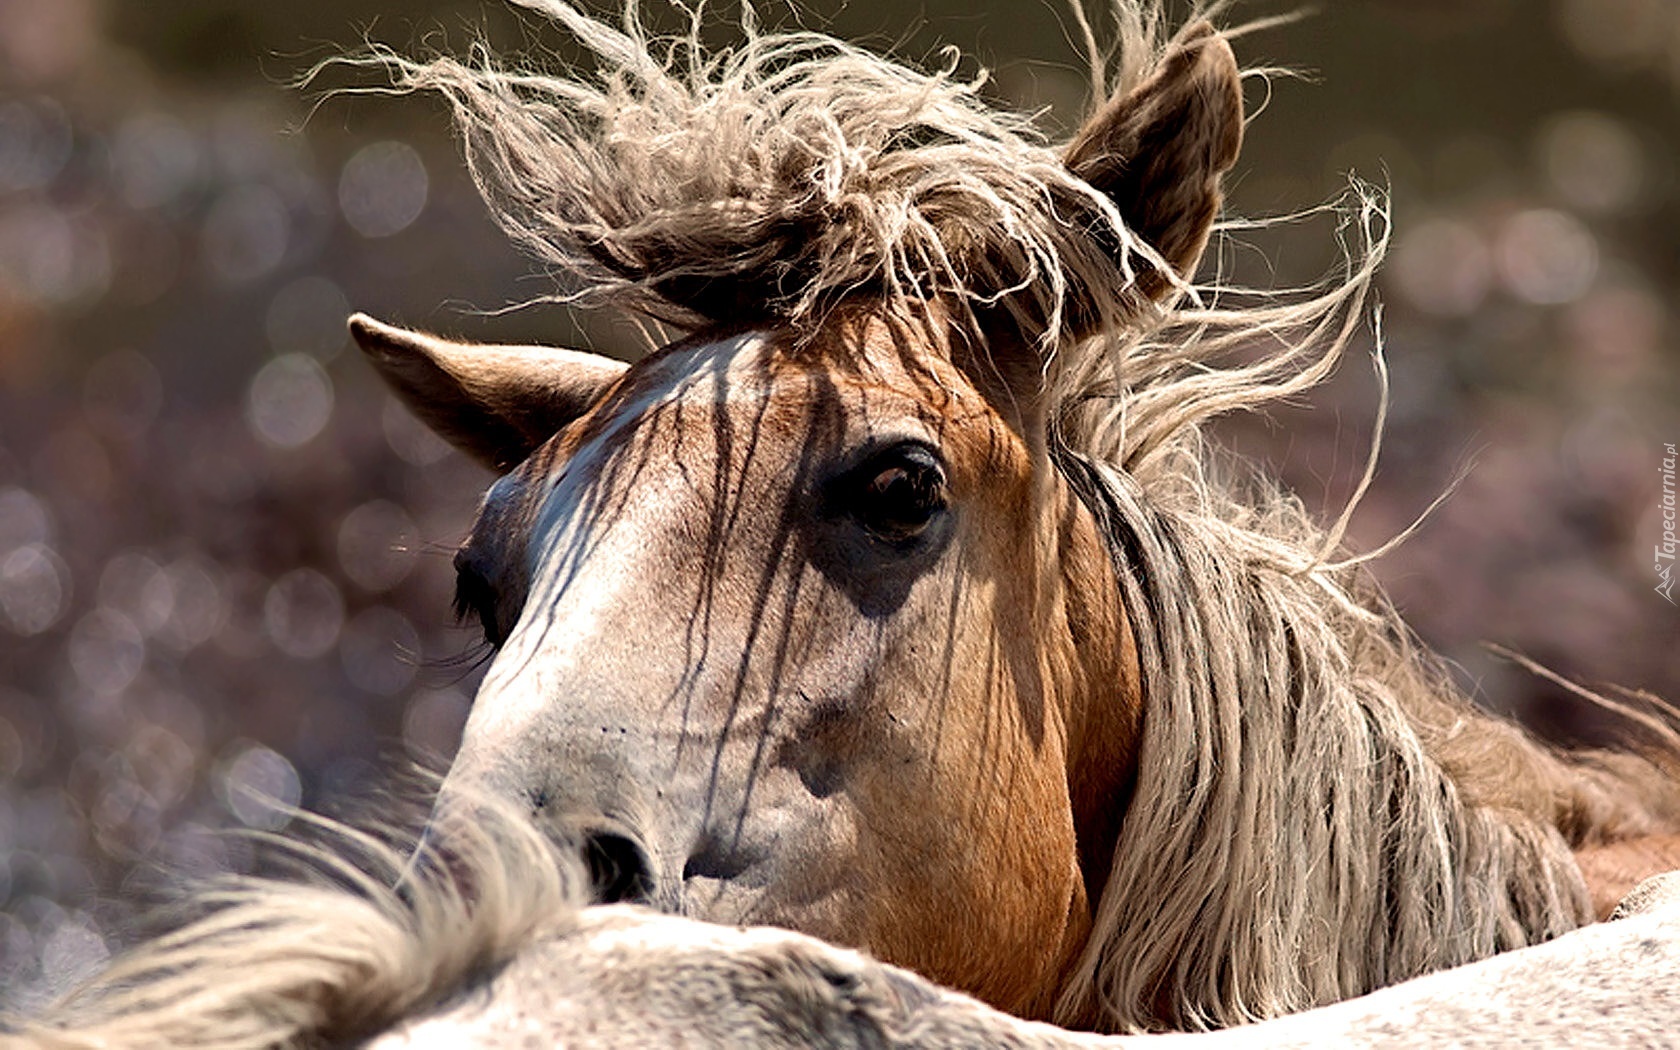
xmin=331 ymin=0 xmax=1164 ymax=350
xmin=324 ymin=0 xmax=1395 ymax=481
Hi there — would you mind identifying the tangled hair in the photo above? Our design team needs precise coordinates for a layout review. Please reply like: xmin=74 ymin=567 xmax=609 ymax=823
xmin=324 ymin=0 xmax=1210 ymax=352
xmin=315 ymin=0 xmax=1680 ymax=1035
xmin=16 ymin=801 xmax=586 ymax=1050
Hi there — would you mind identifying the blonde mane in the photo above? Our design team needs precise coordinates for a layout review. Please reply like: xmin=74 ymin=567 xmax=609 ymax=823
xmin=324 ymin=0 xmax=1203 ymax=348
xmin=306 ymin=0 xmax=1680 ymax=1034
xmin=17 ymin=803 xmax=587 ymax=1050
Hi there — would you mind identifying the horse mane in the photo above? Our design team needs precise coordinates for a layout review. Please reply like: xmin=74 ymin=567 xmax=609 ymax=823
xmin=14 ymin=802 xmax=587 ymax=1050
xmin=321 ymin=0 xmax=1200 ymax=349
xmin=1052 ymin=445 xmax=1680 ymax=1030
xmin=322 ymin=0 xmax=1680 ymax=1034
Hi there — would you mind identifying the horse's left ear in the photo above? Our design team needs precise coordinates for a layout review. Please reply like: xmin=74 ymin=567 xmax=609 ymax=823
xmin=1064 ymin=20 xmax=1243 ymax=304
xmin=349 ymin=313 xmax=628 ymax=473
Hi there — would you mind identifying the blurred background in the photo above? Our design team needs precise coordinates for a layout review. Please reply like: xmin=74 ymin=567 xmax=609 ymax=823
xmin=0 ymin=0 xmax=1676 ymax=1011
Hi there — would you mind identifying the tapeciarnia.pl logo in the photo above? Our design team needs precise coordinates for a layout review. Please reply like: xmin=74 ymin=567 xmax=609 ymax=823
xmin=1657 ymin=443 xmax=1677 ymax=605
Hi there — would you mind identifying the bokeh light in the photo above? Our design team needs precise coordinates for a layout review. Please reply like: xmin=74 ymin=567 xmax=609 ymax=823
xmin=153 ymin=557 xmax=227 ymax=654
xmin=0 ymin=205 xmax=110 ymax=307
xmin=203 ymin=185 xmax=292 ymax=285
xmin=0 ymin=544 xmax=69 ymax=636
xmin=1538 ymin=111 xmax=1646 ymax=216
xmin=1495 ymin=208 xmax=1599 ymax=305
xmin=0 ymin=487 xmax=52 ymax=553
xmin=0 ymin=97 xmax=71 ymax=193
xmin=337 ymin=500 xmax=420 ymax=593
xmin=0 ymin=0 xmax=97 ymax=86
xmin=338 ymin=141 xmax=429 ymax=239
xmin=1389 ymin=218 xmax=1492 ymax=318
xmin=1552 ymin=0 xmax=1672 ymax=67
xmin=97 ymin=552 xmax=174 ymax=637
xmin=262 ymin=569 xmax=345 ymax=660
xmin=215 ymin=743 xmax=302 ymax=831
xmin=245 ymin=353 xmax=334 ymax=449
xmin=67 ymin=608 xmax=146 ymax=697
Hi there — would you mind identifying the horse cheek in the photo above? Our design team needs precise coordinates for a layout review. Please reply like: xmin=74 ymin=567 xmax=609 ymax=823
xmin=940 ymin=751 xmax=1082 ymax=1018
xmin=853 ymin=623 xmax=1082 ymax=1019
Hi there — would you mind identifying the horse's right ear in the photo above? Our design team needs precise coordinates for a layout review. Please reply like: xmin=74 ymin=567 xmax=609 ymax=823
xmin=349 ymin=314 xmax=629 ymax=473
xmin=1063 ymin=20 xmax=1243 ymax=307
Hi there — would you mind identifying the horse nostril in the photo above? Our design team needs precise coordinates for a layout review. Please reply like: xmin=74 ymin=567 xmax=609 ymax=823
xmin=583 ymin=830 xmax=653 ymax=904
xmin=681 ymin=831 xmax=762 ymax=882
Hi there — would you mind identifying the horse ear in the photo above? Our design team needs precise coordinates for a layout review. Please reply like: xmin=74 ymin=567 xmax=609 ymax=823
xmin=349 ymin=313 xmax=628 ymax=473
xmin=1063 ymin=20 xmax=1243 ymax=304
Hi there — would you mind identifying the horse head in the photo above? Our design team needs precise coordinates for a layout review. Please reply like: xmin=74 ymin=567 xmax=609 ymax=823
xmin=350 ymin=18 xmax=1241 ymax=1020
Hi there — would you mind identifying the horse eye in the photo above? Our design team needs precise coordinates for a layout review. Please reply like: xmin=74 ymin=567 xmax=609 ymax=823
xmin=851 ymin=445 xmax=947 ymax=544
xmin=451 ymin=554 xmax=504 ymax=648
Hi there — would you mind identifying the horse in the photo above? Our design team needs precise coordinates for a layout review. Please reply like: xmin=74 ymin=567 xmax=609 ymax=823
xmin=331 ymin=0 xmax=1680 ymax=1033
xmin=14 ymin=802 xmax=1680 ymax=1049
xmin=335 ymin=0 xmax=1680 ymax=1031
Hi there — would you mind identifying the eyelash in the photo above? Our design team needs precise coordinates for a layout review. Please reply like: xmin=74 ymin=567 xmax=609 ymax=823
xmin=426 ymin=637 xmax=498 ymax=681
xmin=451 ymin=561 xmax=504 ymax=648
